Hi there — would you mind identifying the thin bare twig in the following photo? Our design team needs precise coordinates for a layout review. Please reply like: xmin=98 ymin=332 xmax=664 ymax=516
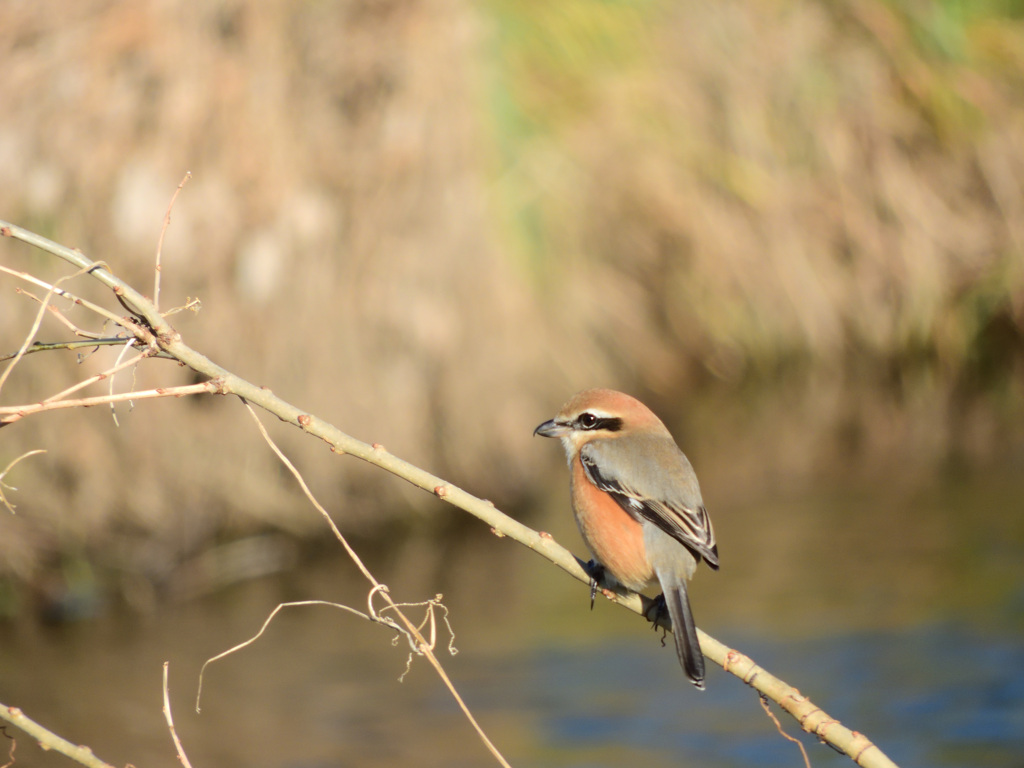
xmin=760 ymin=693 xmax=812 ymax=768
xmin=196 ymin=600 xmax=378 ymax=712
xmin=108 ymin=339 xmax=138 ymax=426
xmin=0 ymin=724 xmax=15 ymax=768
xmin=154 ymin=172 xmax=191 ymax=314
xmin=15 ymin=289 xmax=109 ymax=339
xmin=162 ymin=663 xmax=194 ymax=768
xmin=162 ymin=296 xmax=202 ymax=317
xmin=0 ymin=704 xmax=117 ymax=768
xmin=241 ymin=401 xmax=379 ymax=585
xmin=39 ymin=345 xmax=153 ymax=407
xmin=0 ymin=449 xmax=46 ymax=513
xmin=0 ymin=339 xmax=170 ymax=363
xmin=0 ymin=381 xmax=217 ymax=426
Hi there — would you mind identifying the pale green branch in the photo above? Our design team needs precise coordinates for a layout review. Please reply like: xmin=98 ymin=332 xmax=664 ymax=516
xmin=0 ymin=704 xmax=117 ymax=768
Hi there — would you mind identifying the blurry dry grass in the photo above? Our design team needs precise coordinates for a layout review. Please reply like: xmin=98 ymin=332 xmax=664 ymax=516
xmin=1 ymin=0 xmax=1022 ymax=604
xmin=485 ymin=0 xmax=1024 ymax=379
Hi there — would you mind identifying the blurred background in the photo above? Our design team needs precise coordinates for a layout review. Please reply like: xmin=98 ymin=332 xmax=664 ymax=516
xmin=1 ymin=1 xmax=1023 ymax=766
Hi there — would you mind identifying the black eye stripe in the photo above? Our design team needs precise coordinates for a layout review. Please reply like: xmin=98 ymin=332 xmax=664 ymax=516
xmin=576 ymin=414 xmax=622 ymax=432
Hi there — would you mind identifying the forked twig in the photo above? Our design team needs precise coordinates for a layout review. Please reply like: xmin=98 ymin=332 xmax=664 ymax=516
xmin=0 ymin=262 xmax=105 ymax=395
xmin=760 ymin=693 xmax=812 ymax=768
xmin=0 ymin=264 xmax=134 ymax=334
xmin=15 ymin=289 xmax=108 ymax=339
xmin=0 ymin=449 xmax=47 ymax=513
xmin=162 ymin=296 xmax=202 ymax=317
xmin=195 ymin=600 xmax=377 ymax=712
xmin=39 ymin=345 xmax=153 ymax=406
xmin=240 ymin=402 xmax=512 ymax=768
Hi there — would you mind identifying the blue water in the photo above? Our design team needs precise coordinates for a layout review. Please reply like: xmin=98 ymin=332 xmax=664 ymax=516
xmin=3 ymin=454 xmax=1023 ymax=768
xmin=3 ymin=575 xmax=1022 ymax=768
xmin=438 ymin=623 xmax=1024 ymax=767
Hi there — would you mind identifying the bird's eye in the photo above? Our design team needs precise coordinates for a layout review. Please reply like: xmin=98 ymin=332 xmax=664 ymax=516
xmin=578 ymin=412 xmax=599 ymax=429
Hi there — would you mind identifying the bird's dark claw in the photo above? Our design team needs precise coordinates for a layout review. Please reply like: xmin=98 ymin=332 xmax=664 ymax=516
xmin=583 ymin=559 xmax=605 ymax=610
xmin=646 ymin=593 xmax=669 ymax=628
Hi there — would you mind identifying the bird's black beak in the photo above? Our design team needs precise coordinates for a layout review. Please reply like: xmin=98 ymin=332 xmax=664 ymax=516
xmin=534 ymin=419 xmax=569 ymax=438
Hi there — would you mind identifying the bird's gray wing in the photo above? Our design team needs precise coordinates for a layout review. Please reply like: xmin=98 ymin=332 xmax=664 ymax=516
xmin=580 ymin=437 xmax=719 ymax=569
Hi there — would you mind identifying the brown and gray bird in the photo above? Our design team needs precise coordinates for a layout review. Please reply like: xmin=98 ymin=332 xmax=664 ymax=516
xmin=535 ymin=388 xmax=718 ymax=688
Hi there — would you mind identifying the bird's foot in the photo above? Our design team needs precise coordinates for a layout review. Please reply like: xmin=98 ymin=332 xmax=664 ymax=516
xmin=645 ymin=593 xmax=669 ymax=628
xmin=583 ymin=559 xmax=605 ymax=610
xmin=646 ymin=594 xmax=671 ymax=647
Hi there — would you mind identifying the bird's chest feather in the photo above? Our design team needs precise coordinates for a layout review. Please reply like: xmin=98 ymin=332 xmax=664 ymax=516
xmin=570 ymin=455 xmax=653 ymax=592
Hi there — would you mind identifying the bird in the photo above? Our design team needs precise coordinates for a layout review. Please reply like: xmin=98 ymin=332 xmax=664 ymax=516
xmin=534 ymin=388 xmax=718 ymax=689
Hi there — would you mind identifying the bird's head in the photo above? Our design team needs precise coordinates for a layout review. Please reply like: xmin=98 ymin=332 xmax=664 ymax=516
xmin=534 ymin=388 xmax=668 ymax=453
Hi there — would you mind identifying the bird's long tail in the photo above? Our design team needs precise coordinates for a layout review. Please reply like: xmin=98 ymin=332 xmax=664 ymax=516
xmin=661 ymin=579 xmax=705 ymax=689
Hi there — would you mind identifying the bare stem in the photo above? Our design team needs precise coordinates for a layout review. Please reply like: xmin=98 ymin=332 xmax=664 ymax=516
xmin=154 ymin=172 xmax=192 ymax=313
xmin=0 ymin=704 xmax=117 ymax=768
xmin=161 ymin=663 xmax=194 ymax=768
xmin=0 ymin=381 xmax=218 ymax=426
xmin=0 ymin=449 xmax=47 ymax=513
